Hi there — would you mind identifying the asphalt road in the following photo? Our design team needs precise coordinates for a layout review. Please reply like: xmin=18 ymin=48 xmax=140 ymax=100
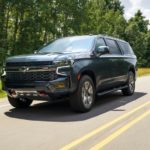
xmin=0 ymin=76 xmax=150 ymax=150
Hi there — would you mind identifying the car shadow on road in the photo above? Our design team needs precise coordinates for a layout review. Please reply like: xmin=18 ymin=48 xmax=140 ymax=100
xmin=4 ymin=92 xmax=147 ymax=122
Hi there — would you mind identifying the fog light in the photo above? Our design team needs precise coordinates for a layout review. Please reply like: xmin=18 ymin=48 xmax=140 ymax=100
xmin=38 ymin=91 xmax=47 ymax=96
xmin=9 ymin=89 xmax=17 ymax=97
xmin=54 ymin=82 xmax=65 ymax=89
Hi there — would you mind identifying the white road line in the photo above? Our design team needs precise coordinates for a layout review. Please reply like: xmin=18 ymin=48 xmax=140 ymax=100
xmin=0 ymin=104 xmax=10 ymax=108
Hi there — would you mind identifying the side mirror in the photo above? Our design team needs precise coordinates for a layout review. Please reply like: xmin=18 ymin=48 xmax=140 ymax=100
xmin=96 ymin=46 xmax=110 ymax=56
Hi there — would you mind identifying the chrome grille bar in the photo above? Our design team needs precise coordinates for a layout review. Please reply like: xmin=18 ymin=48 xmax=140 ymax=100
xmin=5 ymin=65 xmax=56 ymax=72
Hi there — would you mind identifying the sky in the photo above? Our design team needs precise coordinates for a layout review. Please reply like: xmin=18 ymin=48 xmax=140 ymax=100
xmin=120 ymin=0 xmax=150 ymax=20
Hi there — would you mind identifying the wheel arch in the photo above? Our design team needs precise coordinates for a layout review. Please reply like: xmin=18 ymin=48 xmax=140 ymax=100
xmin=80 ymin=69 xmax=96 ymax=88
xmin=128 ymin=66 xmax=136 ymax=80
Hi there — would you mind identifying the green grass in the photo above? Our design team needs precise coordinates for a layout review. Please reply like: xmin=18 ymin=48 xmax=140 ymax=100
xmin=138 ymin=68 xmax=150 ymax=77
xmin=0 ymin=81 xmax=6 ymax=98
xmin=0 ymin=68 xmax=150 ymax=99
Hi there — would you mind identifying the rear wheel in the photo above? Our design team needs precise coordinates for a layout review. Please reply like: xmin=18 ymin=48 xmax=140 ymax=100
xmin=122 ymin=71 xmax=135 ymax=96
xmin=8 ymin=96 xmax=33 ymax=108
xmin=70 ymin=75 xmax=95 ymax=112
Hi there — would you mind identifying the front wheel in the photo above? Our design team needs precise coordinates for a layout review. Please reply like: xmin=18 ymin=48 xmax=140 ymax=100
xmin=70 ymin=75 xmax=95 ymax=112
xmin=122 ymin=71 xmax=135 ymax=96
xmin=8 ymin=96 xmax=33 ymax=108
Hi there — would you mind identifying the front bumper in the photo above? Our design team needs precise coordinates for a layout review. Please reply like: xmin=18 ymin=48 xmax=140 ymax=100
xmin=1 ymin=76 xmax=75 ymax=101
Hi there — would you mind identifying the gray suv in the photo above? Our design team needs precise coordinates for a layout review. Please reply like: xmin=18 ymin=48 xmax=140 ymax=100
xmin=1 ymin=35 xmax=137 ymax=112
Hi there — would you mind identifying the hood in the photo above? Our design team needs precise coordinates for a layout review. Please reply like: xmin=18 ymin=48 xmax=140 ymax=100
xmin=6 ymin=52 xmax=91 ymax=63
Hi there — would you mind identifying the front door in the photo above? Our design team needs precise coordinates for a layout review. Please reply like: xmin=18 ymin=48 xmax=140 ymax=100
xmin=93 ymin=37 xmax=116 ymax=92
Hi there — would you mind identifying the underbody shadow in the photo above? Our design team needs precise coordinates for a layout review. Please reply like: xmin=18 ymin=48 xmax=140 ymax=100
xmin=5 ymin=92 xmax=147 ymax=122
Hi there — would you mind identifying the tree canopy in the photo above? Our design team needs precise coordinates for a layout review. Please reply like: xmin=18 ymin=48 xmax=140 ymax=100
xmin=0 ymin=0 xmax=150 ymax=67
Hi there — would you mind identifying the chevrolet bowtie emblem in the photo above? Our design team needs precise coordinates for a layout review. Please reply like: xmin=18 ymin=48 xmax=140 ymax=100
xmin=20 ymin=66 xmax=29 ymax=73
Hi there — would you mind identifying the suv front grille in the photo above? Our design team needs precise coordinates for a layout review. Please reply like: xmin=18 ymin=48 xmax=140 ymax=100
xmin=6 ymin=61 xmax=53 ymax=67
xmin=6 ymin=71 xmax=57 ymax=82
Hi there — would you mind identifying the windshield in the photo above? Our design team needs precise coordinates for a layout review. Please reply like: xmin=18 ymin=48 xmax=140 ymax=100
xmin=38 ymin=36 xmax=94 ymax=54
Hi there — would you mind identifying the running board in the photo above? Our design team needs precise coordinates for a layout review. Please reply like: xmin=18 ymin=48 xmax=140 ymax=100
xmin=97 ymin=85 xmax=128 ymax=96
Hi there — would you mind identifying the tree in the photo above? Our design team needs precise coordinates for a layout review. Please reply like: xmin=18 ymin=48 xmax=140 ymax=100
xmin=0 ymin=0 xmax=150 ymax=68
xmin=0 ymin=0 xmax=8 ymax=65
xmin=80 ymin=0 xmax=126 ymax=37
xmin=103 ymin=0 xmax=124 ymax=14
xmin=129 ymin=10 xmax=149 ymax=33
xmin=125 ymin=10 xmax=149 ymax=66
xmin=144 ymin=31 xmax=150 ymax=67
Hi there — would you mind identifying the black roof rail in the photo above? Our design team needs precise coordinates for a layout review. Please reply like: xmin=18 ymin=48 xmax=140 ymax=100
xmin=98 ymin=34 xmax=127 ymax=43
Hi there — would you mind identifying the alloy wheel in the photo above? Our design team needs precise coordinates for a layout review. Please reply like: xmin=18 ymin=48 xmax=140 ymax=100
xmin=81 ymin=81 xmax=94 ymax=109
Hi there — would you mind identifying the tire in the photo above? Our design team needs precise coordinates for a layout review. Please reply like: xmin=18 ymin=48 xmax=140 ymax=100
xmin=122 ymin=71 xmax=135 ymax=96
xmin=8 ymin=96 xmax=33 ymax=108
xmin=70 ymin=75 xmax=95 ymax=112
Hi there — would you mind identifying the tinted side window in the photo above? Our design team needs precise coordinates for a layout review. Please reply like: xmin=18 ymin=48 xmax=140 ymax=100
xmin=105 ymin=39 xmax=121 ymax=55
xmin=95 ymin=38 xmax=106 ymax=49
xmin=118 ymin=41 xmax=134 ymax=55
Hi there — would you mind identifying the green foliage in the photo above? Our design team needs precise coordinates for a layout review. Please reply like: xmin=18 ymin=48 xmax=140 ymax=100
xmin=0 ymin=0 xmax=150 ymax=69
xmin=129 ymin=10 xmax=149 ymax=33
xmin=125 ymin=10 xmax=150 ymax=67
xmin=0 ymin=81 xmax=6 ymax=98
xmin=144 ymin=31 xmax=150 ymax=67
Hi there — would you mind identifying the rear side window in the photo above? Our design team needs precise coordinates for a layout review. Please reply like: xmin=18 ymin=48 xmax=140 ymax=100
xmin=105 ymin=39 xmax=121 ymax=55
xmin=118 ymin=41 xmax=134 ymax=55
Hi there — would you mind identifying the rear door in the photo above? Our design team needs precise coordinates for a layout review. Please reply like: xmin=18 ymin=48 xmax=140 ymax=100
xmin=104 ymin=38 xmax=126 ymax=87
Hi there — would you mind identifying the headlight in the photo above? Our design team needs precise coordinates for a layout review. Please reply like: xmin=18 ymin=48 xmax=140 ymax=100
xmin=1 ymin=63 xmax=6 ymax=76
xmin=56 ymin=66 xmax=72 ymax=76
xmin=1 ymin=68 xmax=6 ymax=76
xmin=2 ymin=70 xmax=6 ymax=76
xmin=53 ymin=59 xmax=74 ymax=66
xmin=54 ymin=59 xmax=74 ymax=76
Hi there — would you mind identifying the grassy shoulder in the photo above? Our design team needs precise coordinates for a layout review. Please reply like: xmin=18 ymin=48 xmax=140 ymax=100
xmin=138 ymin=68 xmax=150 ymax=77
xmin=0 ymin=81 xmax=6 ymax=98
xmin=0 ymin=68 xmax=150 ymax=99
